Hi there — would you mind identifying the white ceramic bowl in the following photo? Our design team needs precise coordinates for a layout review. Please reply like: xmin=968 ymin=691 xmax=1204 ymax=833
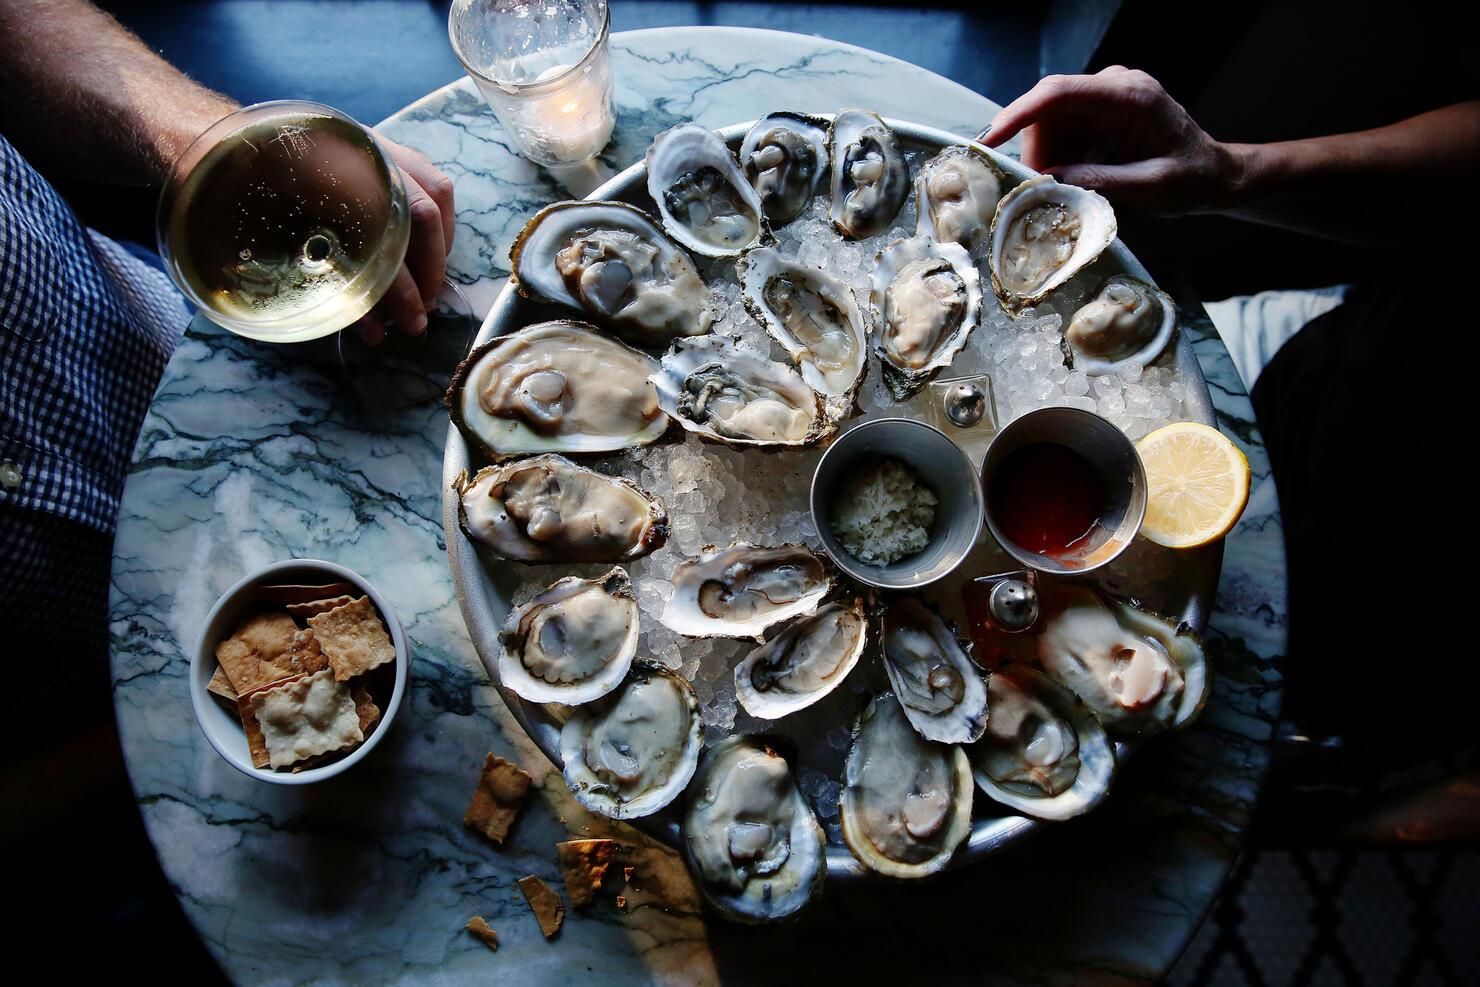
xmin=189 ymin=559 xmax=409 ymax=784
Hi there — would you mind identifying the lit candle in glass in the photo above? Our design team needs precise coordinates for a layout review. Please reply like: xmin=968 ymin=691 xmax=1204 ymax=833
xmin=449 ymin=0 xmax=616 ymax=168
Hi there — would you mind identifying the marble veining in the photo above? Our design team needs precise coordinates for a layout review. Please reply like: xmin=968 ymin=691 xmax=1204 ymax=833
xmin=109 ymin=27 xmax=1283 ymax=986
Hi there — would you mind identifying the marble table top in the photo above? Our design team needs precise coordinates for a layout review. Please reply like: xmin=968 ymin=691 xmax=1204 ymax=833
xmin=109 ymin=26 xmax=1286 ymax=986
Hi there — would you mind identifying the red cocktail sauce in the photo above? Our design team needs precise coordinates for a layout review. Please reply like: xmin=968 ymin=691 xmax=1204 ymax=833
xmin=988 ymin=442 xmax=1107 ymax=559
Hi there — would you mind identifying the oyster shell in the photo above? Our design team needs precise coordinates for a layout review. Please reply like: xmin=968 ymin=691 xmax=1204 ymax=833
xmin=651 ymin=334 xmax=835 ymax=447
xmin=646 ymin=123 xmax=767 ymax=258
xmin=739 ymin=111 xmax=831 ymax=228
xmin=829 ymin=109 xmax=910 ymax=239
xmin=869 ymin=235 xmax=983 ymax=400
xmin=839 ymin=691 xmax=973 ymax=879
xmin=447 ymin=320 xmax=669 ymax=460
xmin=559 ymin=659 xmax=704 ymax=819
xmin=968 ymin=664 xmax=1115 ymax=821
xmin=879 ymin=595 xmax=990 ymax=744
xmin=509 ymin=200 xmax=712 ymax=347
xmin=496 ymin=567 xmax=638 ymax=705
xmin=914 ymin=144 xmax=1011 ymax=254
xmin=737 ymin=246 xmax=867 ymax=410
xmin=455 ymin=454 xmax=668 ymax=563
xmin=1062 ymin=274 xmax=1177 ymax=376
xmin=734 ymin=599 xmax=868 ymax=720
xmin=681 ymin=735 xmax=825 ymax=923
xmin=1034 ymin=584 xmax=1209 ymax=737
xmin=662 ymin=543 xmax=832 ymax=639
xmin=987 ymin=174 xmax=1117 ymax=313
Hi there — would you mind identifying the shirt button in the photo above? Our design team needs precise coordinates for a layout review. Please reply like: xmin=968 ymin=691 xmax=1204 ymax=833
xmin=0 ymin=461 xmax=21 ymax=489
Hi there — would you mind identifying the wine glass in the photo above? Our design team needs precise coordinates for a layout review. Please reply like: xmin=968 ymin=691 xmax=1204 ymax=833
xmin=156 ymin=100 xmax=411 ymax=343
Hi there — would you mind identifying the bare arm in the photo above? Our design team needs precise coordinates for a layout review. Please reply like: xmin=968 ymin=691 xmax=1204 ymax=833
xmin=0 ymin=0 xmax=238 ymax=185
xmin=0 ymin=0 xmax=455 ymax=341
xmin=984 ymin=66 xmax=1480 ymax=248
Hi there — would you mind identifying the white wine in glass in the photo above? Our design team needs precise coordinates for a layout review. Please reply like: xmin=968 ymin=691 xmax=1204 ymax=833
xmin=157 ymin=100 xmax=411 ymax=343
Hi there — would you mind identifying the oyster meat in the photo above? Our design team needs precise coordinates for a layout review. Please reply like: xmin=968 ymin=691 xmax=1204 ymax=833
xmin=914 ymin=144 xmax=1010 ymax=254
xmin=663 ymin=543 xmax=832 ymax=639
xmin=646 ymin=123 xmax=767 ymax=258
xmin=651 ymin=334 xmax=834 ymax=447
xmin=1034 ymin=584 xmax=1209 ymax=737
xmin=681 ymin=736 xmax=825 ymax=923
xmin=510 ymin=200 xmax=712 ymax=347
xmin=495 ymin=567 xmax=639 ymax=706
xmin=987 ymin=174 xmax=1117 ymax=313
xmin=737 ymin=246 xmax=867 ymax=408
xmin=447 ymin=320 xmax=669 ymax=460
xmin=829 ymin=109 xmax=910 ymax=239
xmin=734 ymin=599 xmax=868 ymax=720
xmin=839 ymin=691 xmax=973 ymax=879
xmin=739 ymin=111 xmax=831 ymax=228
xmin=1062 ymin=274 xmax=1177 ymax=376
xmin=880 ymin=596 xmax=990 ymax=744
xmin=559 ymin=659 xmax=704 ymax=819
xmin=869 ymin=235 xmax=983 ymax=400
xmin=456 ymin=454 xmax=667 ymax=563
xmin=968 ymin=664 xmax=1115 ymax=821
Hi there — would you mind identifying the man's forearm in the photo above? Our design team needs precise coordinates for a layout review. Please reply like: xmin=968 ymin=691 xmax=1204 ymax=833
xmin=1219 ymin=101 xmax=1480 ymax=246
xmin=0 ymin=0 xmax=238 ymax=185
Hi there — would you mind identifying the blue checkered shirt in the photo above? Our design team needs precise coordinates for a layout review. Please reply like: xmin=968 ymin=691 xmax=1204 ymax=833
xmin=0 ymin=133 xmax=188 ymax=535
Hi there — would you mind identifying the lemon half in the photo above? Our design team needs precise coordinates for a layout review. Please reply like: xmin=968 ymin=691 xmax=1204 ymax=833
xmin=1134 ymin=422 xmax=1250 ymax=549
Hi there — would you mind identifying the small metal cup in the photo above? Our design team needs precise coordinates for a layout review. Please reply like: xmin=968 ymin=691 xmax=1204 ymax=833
xmin=811 ymin=418 xmax=984 ymax=590
xmin=980 ymin=407 xmax=1146 ymax=575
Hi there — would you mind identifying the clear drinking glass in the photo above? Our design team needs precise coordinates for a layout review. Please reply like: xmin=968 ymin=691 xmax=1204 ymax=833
xmin=449 ymin=0 xmax=615 ymax=167
xmin=156 ymin=100 xmax=411 ymax=343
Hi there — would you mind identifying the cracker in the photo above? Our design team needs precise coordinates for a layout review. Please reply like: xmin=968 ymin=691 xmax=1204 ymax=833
xmin=307 ymin=596 xmax=396 ymax=681
xmin=464 ymin=754 xmax=532 ymax=844
xmin=250 ymin=670 xmax=364 ymax=769
xmin=517 ymin=876 xmax=565 ymax=939
xmin=286 ymin=594 xmax=357 ymax=619
xmin=465 ymin=916 xmax=499 ymax=952
xmin=283 ymin=628 xmax=329 ymax=676
xmin=257 ymin=582 xmax=358 ymax=606
xmin=207 ymin=665 xmax=239 ymax=701
xmin=557 ymin=839 xmax=616 ymax=908
xmin=215 ymin=611 xmax=302 ymax=693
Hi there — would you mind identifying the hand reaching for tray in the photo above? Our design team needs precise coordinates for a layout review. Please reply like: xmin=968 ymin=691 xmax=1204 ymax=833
xmin=981 ymin=66 xmax=1239 ymax=217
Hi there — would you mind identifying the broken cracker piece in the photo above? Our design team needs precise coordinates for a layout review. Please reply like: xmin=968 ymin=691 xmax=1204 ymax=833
xmin=283 ymin=628 xmax=329 ymax=677
xmin=464 ymin=754 xmax=533 ymax=844
xmin=557 ymin=839 xmax=617 ymax=908
xmin=466 ymin=916 xmax=499 ymax=952
xmin=286 ymin=594 xmax=357 ymax=619
xmin=307 ymin=596 xmax=396 ymax=681
xmin=517 ymin=876 xmax=565 ymax=939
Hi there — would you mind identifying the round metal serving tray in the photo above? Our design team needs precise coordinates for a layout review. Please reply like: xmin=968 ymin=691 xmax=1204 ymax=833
xmin=442 ymin=116 xmax=1221 ymax=881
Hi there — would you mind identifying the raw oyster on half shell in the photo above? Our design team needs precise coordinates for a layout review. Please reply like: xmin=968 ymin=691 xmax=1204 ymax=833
xmin=879 ymin=596 xmax=990 ymax=744
xmin=509 ymin=200 xmax=712 ymax=347
xmin=734 ymin=599 xmax=868 ymax=720
xmin=455 ymin=454 xmax=668 ymax=563
xmin=839 ymin=691 xmax=973 ymax=878
xmin=447 ymin=320 xmax=669 ymax=460
xmin=829 ymin=109 xmax=910 ymax=239
xmin=1034 ymin=584 xmax=1208 ymax=737
xmin=1062 ymin=274 xmax=1177 ymax=376
xmin=968 ymin=664 xmax=1115 ymax=821
xmin=496 ymin=567 xmax=638 ymax=705
xmin=869 ymin=235 xmax=983 ymax=400
xmin=987 ymin=174 xmax=1117 ymax=313
xmin=662 ymin=543 xmax=832 ymax=639
xmin=651 ymin=334 xmax=834 ymax=447
xmin=914 ymin=144 xmax=1011 ymax=254
xmin=559 ymin=659 xmax=704 ymax=819
xmin=646 ymin=123 xmax=767 ymax=258
xmin=681 ymin=735 xmax=825 ymax=923
xmin=740 ymin=111 xmax=831 ymax=228
xmin=737 ymin=246 xmax=867 ymax=410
